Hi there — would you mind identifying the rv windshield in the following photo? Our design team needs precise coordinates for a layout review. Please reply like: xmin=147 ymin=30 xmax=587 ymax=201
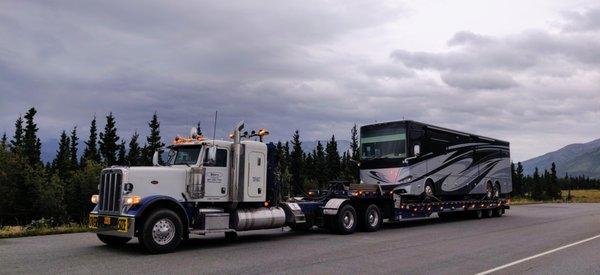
xmin=360 ymin=126 xmax=407 ymax=159
xmin=167 ymin=146 xmax=202 ymax=165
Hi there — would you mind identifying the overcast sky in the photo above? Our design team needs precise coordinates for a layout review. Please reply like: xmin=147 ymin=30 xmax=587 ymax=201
xmin=1 ymin=0 xmax=599 ymax=161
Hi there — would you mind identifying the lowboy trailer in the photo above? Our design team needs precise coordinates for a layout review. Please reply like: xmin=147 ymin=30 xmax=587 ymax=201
xmin=89 ymin=120 xmax=510 ymax=253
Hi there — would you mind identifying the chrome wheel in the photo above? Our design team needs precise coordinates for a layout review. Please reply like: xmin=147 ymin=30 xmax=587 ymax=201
xmin=424 ymin=185 xmax=434 ymax=197
xmin=486 ymin=183 xmax=493 ymax=199
xmin=343 ymin=211 xmax=355 ymax=230
xmin=367 ymin=210 xmax=379 ymax=228
xmin=152 ymin=218 xmax=175 ymax=245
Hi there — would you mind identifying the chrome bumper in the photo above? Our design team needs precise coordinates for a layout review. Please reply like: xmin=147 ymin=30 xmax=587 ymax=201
xmin=89 ymin=212 xmax=135 ymax=238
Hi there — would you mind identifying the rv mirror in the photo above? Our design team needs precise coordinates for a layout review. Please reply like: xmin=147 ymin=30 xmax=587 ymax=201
xmin=414 ymin=144 xmax=421 ymax=156
xmin=152 ymin=151 xmax=160 ymax=166
xmin=206 ymin=146 xmax=217 ymax=165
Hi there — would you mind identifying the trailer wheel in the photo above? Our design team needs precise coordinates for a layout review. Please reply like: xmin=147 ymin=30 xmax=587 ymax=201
xmin=138 ymin=209 xmax=183 ymax=254
xmin=362 ymin=204 xmax=382 ymax=232
xmin=97 ymin=234 xmax=131 ymax=246
xmin=335 ymin=204 xmax=357 ymax=234
xmin=484 ymin=209 xmax=494 ymax=218
xmin=493 ymin=207 xmax=504 ymax=217
xmin=473 ymin=210 xmax=483 ymax=219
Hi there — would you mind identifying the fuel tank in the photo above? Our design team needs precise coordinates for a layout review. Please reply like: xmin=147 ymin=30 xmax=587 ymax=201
xmin=232 ymin=207 xmax=286 ymax=231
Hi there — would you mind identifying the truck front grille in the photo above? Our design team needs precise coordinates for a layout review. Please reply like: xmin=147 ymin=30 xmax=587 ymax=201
xmin=98 ymin=170 xmax=123 ymax=213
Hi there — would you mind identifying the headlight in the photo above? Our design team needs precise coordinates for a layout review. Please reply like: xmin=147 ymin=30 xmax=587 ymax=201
xmin=397 ymin=176 xmax=413 ymax=184
xmin=91 ymin=194 xmax=99 ymax=204
xmin=123 ymin=195 xmax=141 ymax=205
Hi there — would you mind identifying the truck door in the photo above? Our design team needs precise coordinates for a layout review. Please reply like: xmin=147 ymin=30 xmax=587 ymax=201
xmin=203 ymin=148 xmax=229 ymax=198
xmin=246 ymin=151 xmax=266 ymax=198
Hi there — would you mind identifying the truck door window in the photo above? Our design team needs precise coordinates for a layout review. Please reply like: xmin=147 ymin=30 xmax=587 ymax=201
xmin=204 ymin=148 xmax=228 ymax=167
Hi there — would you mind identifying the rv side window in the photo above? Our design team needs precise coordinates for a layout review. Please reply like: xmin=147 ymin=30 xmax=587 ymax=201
xmin=204 ymin=148 xmax=228 ymax=167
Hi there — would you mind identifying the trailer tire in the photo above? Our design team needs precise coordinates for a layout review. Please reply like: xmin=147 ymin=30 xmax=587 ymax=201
xmin=138 ymin=209 xmax=183 ymax=254
xmin=335 ymin=204 xmax=357 ymax=235
xmin=97 ymin=234 xmax=131 ymax=246
xmin=473 ymin=210 xmax=483 ymax=219
xmin=361 ymin=204 xmax=382 ymax=232
xmin=493 ymin=207 xmax=504 ymax=217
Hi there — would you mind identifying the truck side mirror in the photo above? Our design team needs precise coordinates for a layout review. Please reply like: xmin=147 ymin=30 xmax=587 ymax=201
xmin=205 ymin=146 xmax=217 ymax=165
xmin=152 ymin=151 xmax=160 ymax=166
xmin=413 ymin=144 xmax=421 ymax=156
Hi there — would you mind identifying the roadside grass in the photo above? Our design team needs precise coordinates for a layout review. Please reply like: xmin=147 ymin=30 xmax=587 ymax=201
xmin=561 ymin=189 xmax=600 ymax=203
xmin=511 ymin=189 xmax=600 ymax=205
xmin=0 ymin=222 xmax=91 ymax=239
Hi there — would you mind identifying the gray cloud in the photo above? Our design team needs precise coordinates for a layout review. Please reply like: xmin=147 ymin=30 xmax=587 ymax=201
xmin=441 ymin=71 xmax=518 ymax=90
xmin=1 ymin=1 xmax=600 ymax=162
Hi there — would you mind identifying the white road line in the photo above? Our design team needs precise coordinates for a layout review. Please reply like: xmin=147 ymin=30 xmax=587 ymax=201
xmin=475 ymin=233 xmax=600 ymax=275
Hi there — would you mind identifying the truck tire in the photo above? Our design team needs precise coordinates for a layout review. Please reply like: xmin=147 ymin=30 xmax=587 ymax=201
xmin=335 ymin=204 xmax=357 ymax=235
xmin=361 ymin=204 xmax=382 ymax=232
xmin=138 ymin=209 xmax=183 ymax=254
xmin=97 ymin=234 xmax=131 ymax=246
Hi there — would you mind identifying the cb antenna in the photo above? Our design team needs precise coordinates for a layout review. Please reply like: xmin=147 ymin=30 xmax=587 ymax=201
xmin=212 ymin=111 xmax=218 ymax=146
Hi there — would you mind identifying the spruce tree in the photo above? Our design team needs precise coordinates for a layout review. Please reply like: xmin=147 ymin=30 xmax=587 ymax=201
xmin=69 ymin=127 xmax=79 ymax=168
xmin=23 ymin=107 xmax=42 ymax=166
xmin=349 ymin=124 xmax=360 ymax=182
xmin=82 ymin=116 xmax=101 ymax=165
xmin=53 ymin=131 xmax=71 ymax=181
xmin=290 ymin=130 xmax=303 ymax=196
xmin=11 ymin=116 xmax=24 ymax=153
xmin=516 ymin=162 xmax=525 ymax=196
xmin=98 ymin=113 xmax=119 ymax=166
xmin=0 ymin=132 xmax=7 ymax=149
xmin=548 ymin=162 xmax=560 ymax=199
xmin=117 ymin=141 xmax=126 ymax=165
xmin=531 ymin=167 xmax=543 ymax=200
xmin=314 ymin=141 xmax=327 ymax=188
xmin=144 ymin=112 xmax=165 ymax=164
xmin=127 ymin=132 xmax=142 ymax=166
xmin=325 ymin=135 xmax=341 ymax=181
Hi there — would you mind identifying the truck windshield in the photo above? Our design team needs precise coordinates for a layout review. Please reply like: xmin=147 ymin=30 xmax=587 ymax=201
xmin=167 ymin=146 xmax=201 ymax=165
xmin=360 ymin=126 xmax=406 ymax=159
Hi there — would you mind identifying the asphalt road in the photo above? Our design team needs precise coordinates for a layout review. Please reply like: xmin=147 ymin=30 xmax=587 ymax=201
xmin=2 ymin=203 xmax=600 ymax=275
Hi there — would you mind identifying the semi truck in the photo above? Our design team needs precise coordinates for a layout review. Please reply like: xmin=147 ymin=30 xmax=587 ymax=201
xmin=88 ymin=120 xmax=511 ymax=253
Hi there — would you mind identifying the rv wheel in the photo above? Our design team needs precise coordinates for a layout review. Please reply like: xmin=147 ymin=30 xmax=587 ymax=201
xmin=493 ymin=183 xmax=501 ymax=199
xmin=486 ymin=182 xmax=493 ymax=199
xmin=424 ymin=180 xmax=435 ymax=198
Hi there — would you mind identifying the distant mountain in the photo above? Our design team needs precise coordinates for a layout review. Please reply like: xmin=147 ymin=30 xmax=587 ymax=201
xmin=522 ymin=138 xmax=600 ymax=178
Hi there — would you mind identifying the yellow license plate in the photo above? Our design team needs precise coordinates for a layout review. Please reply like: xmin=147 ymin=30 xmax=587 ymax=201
xmin=88 ymin=215 xmax=98 ymax=229
xmin=117 ymin=218 xmax=128 ymax=232
xmin=103 ymin=216 xmax=111 ymax=225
